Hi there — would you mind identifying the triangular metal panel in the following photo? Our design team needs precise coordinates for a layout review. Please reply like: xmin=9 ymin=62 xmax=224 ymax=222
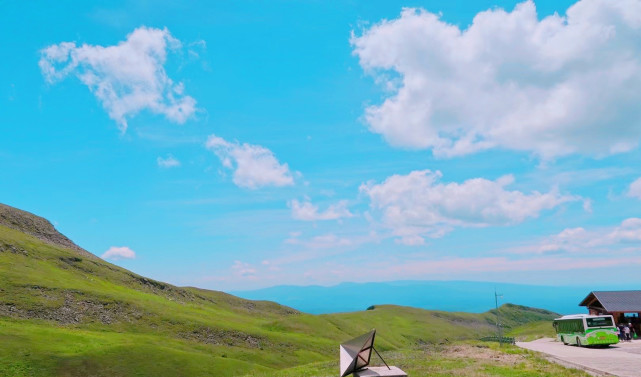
xmin=339 ymin=330 xmax=376 ymax=377
xmin=340 ymin=345 xmax=358 ymax=376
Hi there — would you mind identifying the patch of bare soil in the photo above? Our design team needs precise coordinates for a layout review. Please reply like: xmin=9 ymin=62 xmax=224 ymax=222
xmin=446 ymin=344 xmax=523 ymax=365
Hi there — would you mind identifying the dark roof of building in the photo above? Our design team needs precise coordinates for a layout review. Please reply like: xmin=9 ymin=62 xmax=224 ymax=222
xmin=580 ymin=291 xmax=641 ymax=312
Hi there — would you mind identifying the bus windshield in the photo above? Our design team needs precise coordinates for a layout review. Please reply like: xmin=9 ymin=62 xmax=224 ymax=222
xmin=586 ymin=316 xmax=614 ymax=328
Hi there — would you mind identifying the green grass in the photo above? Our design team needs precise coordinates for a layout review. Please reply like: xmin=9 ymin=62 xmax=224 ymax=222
xmin=0 ymin=224 xmax=568 ymax=376
xmin=507 ymin=321 xmax=556 ymax=342
xmin=0 ymin=318 xmax=268 ymax=377
xmin=242 ymin=343 xmax=592 ymax=377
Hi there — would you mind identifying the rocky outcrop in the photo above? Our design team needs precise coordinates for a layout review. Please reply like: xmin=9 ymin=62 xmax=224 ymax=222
xmin=0 ymin=203 xmax=95 ymax=258
xmin=178 ymin=327 xmax=267 ymax=348
xmin=0 ymin=289 xmax=144 ymax=325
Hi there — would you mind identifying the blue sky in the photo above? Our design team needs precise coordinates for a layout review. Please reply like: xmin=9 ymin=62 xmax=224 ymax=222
xmin=2 ymin=0 xmax=641 ymax=290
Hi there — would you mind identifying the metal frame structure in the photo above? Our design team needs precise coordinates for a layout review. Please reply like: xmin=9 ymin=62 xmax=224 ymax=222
xmin=339 ymin=330 xmax=391 ymax=377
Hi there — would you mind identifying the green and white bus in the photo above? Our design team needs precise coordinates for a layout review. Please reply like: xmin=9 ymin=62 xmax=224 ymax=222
xmin=553 ymin=314 xmax=619 ymax=347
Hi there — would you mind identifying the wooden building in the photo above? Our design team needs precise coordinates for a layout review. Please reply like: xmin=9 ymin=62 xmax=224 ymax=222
xmin=580 ymin=291 xmax=641 ymax=334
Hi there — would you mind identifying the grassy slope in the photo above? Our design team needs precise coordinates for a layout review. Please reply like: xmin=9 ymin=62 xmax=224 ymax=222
xmin=0 ymin=224 xmax=565 ymax=376
xmin=249 ymin=342 xmax=592 ymax=377
xmin=507 ymin=321 xmax=557 ymax=342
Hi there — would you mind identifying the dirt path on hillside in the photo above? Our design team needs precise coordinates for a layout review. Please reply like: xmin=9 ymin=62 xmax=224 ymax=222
xmin=517 ymin=338 xmax=641 ymax=377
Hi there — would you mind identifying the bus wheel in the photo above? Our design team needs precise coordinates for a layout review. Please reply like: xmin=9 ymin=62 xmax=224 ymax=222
xmin=577 ymin=337 xmax=582 ymax=347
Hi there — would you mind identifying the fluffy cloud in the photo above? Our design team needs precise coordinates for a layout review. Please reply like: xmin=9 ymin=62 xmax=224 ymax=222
xmin=289 ymin=199 xmax=353 ymax=221
xmin=360 ymin=170 xmax=580 ymax=244
xmin=351 ymin=0 xmax=641 ymax=158
xmin=101 ymin=246 xmax=136 ymax=260
xmin=231 ymin=260 xmax=257 ymax=279
xmin=607 ymin=218 xmax=641 ymax=243
xmin=206 ymin=135 xmax=295 ymax=189
xmin=39 ymin=27 xmax=196 ymax=131
xmin=629 ymin=178 xmax=641 ymax=199
xmin=157 ymin=154 xmax=181 ymax=168
xmin=513 ymin=217 xmax=641 ymax=254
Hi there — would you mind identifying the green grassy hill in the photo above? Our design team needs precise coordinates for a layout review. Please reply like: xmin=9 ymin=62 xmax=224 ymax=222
xmin=0 ymin=204 xmax=562 ymax=376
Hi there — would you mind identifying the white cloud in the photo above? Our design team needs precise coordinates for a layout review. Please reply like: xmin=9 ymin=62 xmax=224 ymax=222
xmin=289 ymin=199 xmax=353 ymax=221
xmin=395 ymin=235 xmax=425 ymax=246
xmin=39 ymin=27 xmax=196 ymax=131
xmin=285 ymin=233 xmax=353 ymax=249
xmin=628 ymin=178 xmax=641 ymax=199
xmin=360 ymin=170 xmax=579 ymax=244
xmin=205 ymin=135 xmax=295 ymax=189
xmin=231 ymin=260 xmax=257 ymax=279
xmin=157 ymin=154 xmax=181 ymax=168
xmin=101 ymin=246 xmax=136 ymax=260
xmin=355 ymin=255 xmax=641 ymax=281
xmin=511 ymin=217 xmax=641 ymax=254
xmin=275 ymin=232 xmax=367 ymax=270
xmin=351 ymin=0 xmax=641 ymax=159
xmin=606 ymin=218 xmax=641 ymax=243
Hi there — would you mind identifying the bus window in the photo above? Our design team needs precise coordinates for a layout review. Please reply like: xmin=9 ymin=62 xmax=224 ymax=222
xmin=586 ymin=317 xmax=614 ymax=328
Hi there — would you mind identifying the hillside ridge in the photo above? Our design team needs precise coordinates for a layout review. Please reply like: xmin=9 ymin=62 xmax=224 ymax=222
xmin=0 ymin=203 xmax=560 ymax=376
xmin=0 ymin=203 xmax=94 ymax=258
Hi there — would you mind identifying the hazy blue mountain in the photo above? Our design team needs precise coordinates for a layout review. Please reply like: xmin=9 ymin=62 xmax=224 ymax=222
xmin=232 ymin=280 xmax=631 ymax=315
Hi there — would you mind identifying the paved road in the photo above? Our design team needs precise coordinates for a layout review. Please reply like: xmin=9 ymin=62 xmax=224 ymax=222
xmin=517 ymin=338 xmax=641 ymax=377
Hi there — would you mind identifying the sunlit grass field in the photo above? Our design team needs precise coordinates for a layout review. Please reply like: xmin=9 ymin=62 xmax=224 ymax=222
xmin=0 ymin=224 xmax=582 ymax=376
xmin=507 ymin=321 xmax=557 ymax=342
xmin=245 ymin=342 xmax=591 ymax=377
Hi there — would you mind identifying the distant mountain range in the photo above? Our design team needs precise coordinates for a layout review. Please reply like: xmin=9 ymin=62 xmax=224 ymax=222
xmin=232 ymin=280 xmax=633 ymax=315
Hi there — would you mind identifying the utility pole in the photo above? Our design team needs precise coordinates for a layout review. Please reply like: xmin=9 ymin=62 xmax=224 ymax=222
xmin=495 ymin=289 xmax=503 ymax=346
